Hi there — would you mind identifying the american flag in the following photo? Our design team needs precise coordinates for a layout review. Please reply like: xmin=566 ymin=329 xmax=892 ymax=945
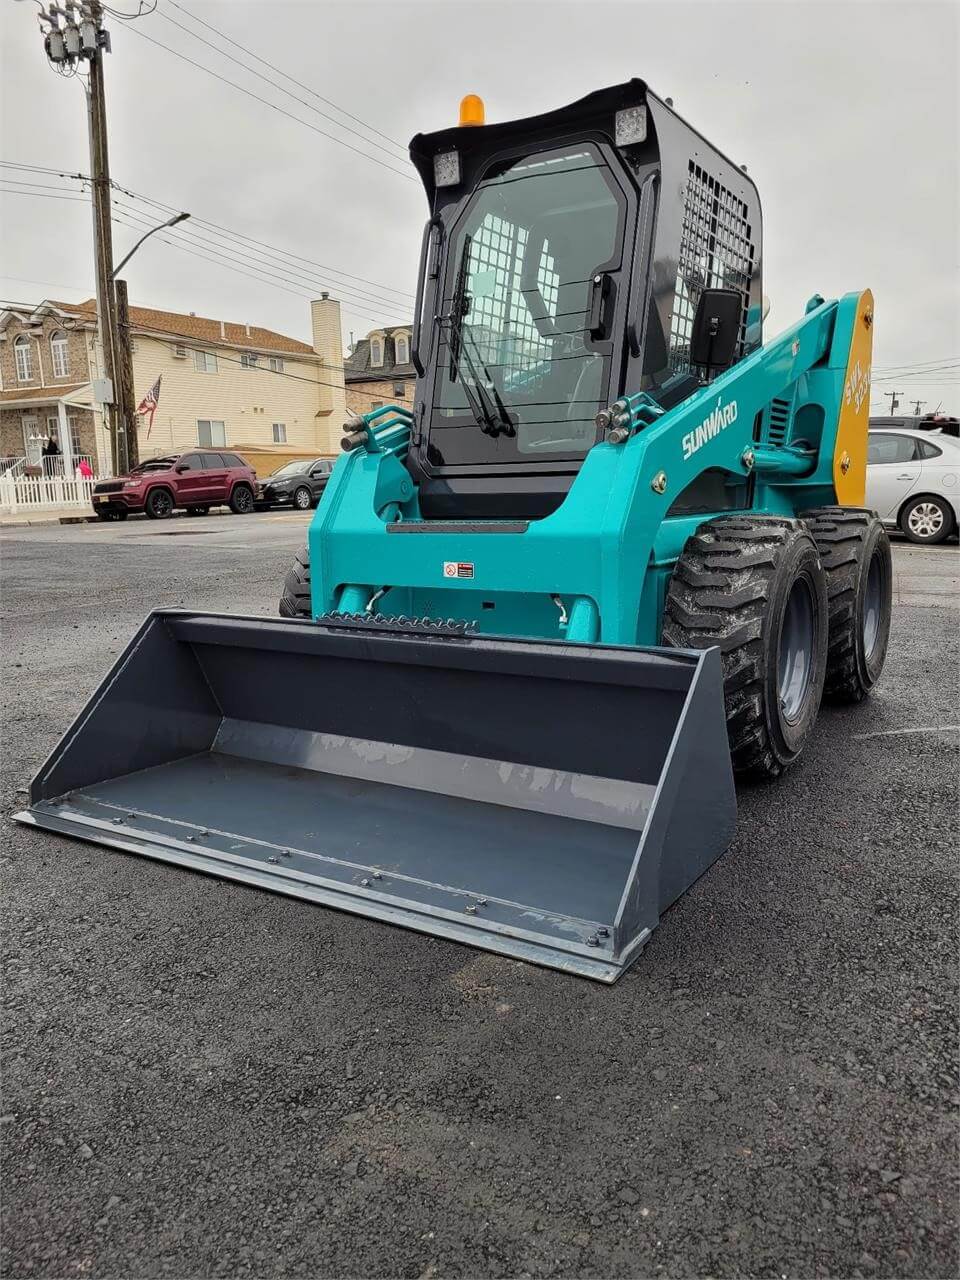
xmin=136 ymin=375 xmax=162 ymax=437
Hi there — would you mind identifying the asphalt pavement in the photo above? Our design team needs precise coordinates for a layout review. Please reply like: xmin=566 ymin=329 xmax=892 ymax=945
xmin=2 ymin=513 xmax=957 ymax=1279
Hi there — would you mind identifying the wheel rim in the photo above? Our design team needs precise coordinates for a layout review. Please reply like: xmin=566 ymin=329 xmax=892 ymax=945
xmin=295 ymin=488 xmax=310 ymax=509
xmin=153 ymin=492 xmax=171 ymax=516
xmin=863 ymin=549 xmax=883 ymax=660
xmin=778 ymin=577 xmax=815 ymax=724
xmin=907 ymin=502 xmax=944 ymax=538
xmin=236 ymin=488 xmax=252 ymax=511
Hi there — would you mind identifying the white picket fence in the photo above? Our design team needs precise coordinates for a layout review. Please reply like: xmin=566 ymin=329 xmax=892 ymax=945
xmin=0 ymin=473 xmax=96 ymax=515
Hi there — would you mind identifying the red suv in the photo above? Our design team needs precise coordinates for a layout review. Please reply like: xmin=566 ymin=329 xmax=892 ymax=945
xmin=91 ymin=450 xmax=258 ymax=520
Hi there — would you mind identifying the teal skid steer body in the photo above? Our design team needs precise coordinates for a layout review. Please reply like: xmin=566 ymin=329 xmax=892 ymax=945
xmin=17 ymin=82 xmax=893 ymax=982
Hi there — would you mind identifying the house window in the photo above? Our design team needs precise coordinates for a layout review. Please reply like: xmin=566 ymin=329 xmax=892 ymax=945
xmin=194 ymin=350 xmax=218 ymax=373
xmin=370 ymin=338 xmax=383 ymax=367
xmin=14 ymin=336 xmax=33 ymax=381
xmin=393 ymin=382 xmax=405 ymax=398
xmin=268 ymin=356 xmax=284 ymax=373
xmin=50 ymin=331 xmax=69 ymax=378
xmin=371 ymin=400 xmax=383 ymax=409
xmin=47 ymin=415 xmax=82 ymax=455
xmin=394 ymin=335 xmax=409 ymax=365
xmin=241 ymin=352 xmax=259 ymax=369
xmin=197 ymin=419 xmax=226 ymax=447
xmin=272 ymin=423 xmax=287 ymax=443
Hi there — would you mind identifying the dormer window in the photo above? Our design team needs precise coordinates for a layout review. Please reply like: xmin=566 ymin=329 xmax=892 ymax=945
xmin=394 ymin=334 xmax=409 ymax=366
xmin=14 ymin=335 xmax=33 ymax=381
xmin=50 ymin=331 xmax=69 ymax=378
xmin=370 ymin=337 xmax=384 ymax=368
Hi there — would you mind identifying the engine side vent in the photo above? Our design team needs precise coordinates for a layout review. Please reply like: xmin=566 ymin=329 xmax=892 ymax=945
xmin=766 ymin=398 xmax=791 ymax=445
xmin=668 ymin=161 xmax=756 ymax=381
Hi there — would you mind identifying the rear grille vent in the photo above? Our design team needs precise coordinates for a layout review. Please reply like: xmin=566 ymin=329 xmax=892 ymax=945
xmin=767 ymin=398 xmax=791 ymax=445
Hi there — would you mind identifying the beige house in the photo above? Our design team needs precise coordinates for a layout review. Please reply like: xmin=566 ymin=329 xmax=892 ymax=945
xmin=344 ymin=324 xmax=415 ymax=416
xmin=0 ymin=294 xmax=347 ymax=476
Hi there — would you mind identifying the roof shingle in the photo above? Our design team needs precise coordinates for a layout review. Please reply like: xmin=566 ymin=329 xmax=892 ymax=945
xmin=49 ymin=299 xmax=316 ymax=356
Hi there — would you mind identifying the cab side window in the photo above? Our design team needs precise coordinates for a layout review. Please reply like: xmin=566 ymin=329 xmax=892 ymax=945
xmin=178 ymin=454 xmax=203 ymax=471
xmin=867 ymin=434 xmax=918 ymax=465
xmin=918 ymin=440 xmax=943 ymax=460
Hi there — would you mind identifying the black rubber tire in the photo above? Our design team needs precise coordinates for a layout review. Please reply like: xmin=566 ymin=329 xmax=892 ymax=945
xmin=144 ymin=487 xmax=174 ymax=520
xmin=229 ymin=483 xmax=255 ymax=515
xmin=279 ymin=544 xmax=311 ymax=618
xmin=95 ymin=509 xmax=115 ymax=521
xmin=292 ymin=486 xmax=312 ymax=511
xmin=801 ymin=507 xmax=892 ymax=702
xmin=898 ymin=493 xmax=954 ymax=545
xmin=115 ymin=508 xmax=128 ymax=521
xmin=662 ymin=515 xmax=829 ymax=780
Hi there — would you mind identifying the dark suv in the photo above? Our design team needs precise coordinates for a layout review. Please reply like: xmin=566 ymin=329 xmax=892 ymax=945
xmin=92 ymin=451 xmax=258 ymax=520
xmin=256 ymin=457 xmax=335 ymax=510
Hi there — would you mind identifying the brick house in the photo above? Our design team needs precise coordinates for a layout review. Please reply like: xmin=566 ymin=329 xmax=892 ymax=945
xmin=0 ymin=305 xmax=100 ymax=473
xmin=0 ymin=294 xmax=348 ymax=476
xmin=344 ymin=324 xmax=414 ymax=416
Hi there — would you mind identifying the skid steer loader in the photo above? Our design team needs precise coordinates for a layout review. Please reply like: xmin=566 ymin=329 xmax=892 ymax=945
xmin=16 ymin=81 xmax=893 ymax=982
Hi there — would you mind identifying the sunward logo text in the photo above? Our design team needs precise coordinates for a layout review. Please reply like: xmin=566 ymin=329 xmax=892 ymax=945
xmin=681 ymin=397 xmax=739 ymax=461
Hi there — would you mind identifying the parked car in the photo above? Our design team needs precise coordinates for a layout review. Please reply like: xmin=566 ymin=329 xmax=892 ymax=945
xmin=256 ymin=458 xmax=335 ymax=511
xmin=866 ymin=428 xmax=960 ymax=544
xmin=91 ymin=450 xmax=258 ymax=520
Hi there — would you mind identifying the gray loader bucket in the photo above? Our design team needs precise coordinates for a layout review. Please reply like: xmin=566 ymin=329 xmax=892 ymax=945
xmin=15 ymin=612 xmax=736 ymax=982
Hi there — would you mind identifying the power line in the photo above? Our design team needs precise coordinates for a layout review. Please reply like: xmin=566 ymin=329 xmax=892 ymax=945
xmin=155 ymin=7 xmax=408 ymax=163
xmin=0 ymin=160 xmax=90 ymax=180
xmin=1 ymin=184 xmax=410 ymax=324
xmin=109 ymin=212 xmax=398 ymax=324
xmin=0 ymin=160 xmax=416 ymax=303
xmin=166 ymin=0 xmax=406 ymax=152
xmin=111 ymin=196 xmax=412 ymax=312
xmin=117 ymin=24 xmax=417 ymax=183
xmin=110 ymin=207 xmax=407 ymax=324
xmin=112 ymin=182 xmax=415 ymax=302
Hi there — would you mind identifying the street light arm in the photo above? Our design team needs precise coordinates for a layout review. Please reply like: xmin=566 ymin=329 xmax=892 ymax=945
xmin=111 ymin=211 xmax=189 ymax=278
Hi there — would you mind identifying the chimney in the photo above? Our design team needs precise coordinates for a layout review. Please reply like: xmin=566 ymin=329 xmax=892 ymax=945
xmin=310 ymin=295 xmax=346 ymax=449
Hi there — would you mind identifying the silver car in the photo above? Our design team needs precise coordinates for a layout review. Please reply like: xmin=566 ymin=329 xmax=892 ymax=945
xmin=866 ymin=428 xmax=960 ymax=544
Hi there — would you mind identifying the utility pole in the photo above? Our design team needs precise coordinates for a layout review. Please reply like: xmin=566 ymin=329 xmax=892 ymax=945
xmin=883 ymin=390 xmax=903 ymax=416
xmin=114 ymin=279 xmax=138 ymax=468
xmin=39 ymin=1 xmax=125 ymax=472
xmin=910 ymin=399 xmax=926 ymax=416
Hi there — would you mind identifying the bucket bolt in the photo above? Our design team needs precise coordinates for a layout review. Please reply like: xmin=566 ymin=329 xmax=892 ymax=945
xmin=651 ymin=471 xmax=668 ymax=495
xmin=741 ymin=447 xmax=756 ymax=471
xmin=839 ymin=451 xmax=852 ymax=475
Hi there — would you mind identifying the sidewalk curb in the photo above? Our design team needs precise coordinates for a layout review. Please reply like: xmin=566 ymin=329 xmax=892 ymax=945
xmin=0 ymin=514 xmax=98 ymax=528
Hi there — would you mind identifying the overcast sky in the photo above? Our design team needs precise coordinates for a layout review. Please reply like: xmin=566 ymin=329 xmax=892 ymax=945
xmin=1 ymin=0 xmax=957 ymax=412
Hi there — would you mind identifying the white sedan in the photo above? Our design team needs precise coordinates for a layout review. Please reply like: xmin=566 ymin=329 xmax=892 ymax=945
xmin=866 ymin=428 xmax=959 ymax=545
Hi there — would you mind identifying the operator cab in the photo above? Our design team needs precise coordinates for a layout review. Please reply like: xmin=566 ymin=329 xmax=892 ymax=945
xmin=406 ymin=81 xmax=762 ymax=520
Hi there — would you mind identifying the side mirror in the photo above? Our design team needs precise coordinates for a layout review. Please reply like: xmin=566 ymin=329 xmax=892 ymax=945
xmin=690 ymin=289 xmax=743 ymax=371
xmin=175 ymin=463 xmax=189 ymax=473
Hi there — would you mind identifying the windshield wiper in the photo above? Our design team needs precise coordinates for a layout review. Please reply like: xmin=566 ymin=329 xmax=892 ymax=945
xmin=443 ymin=236 xmax=516 ymax=439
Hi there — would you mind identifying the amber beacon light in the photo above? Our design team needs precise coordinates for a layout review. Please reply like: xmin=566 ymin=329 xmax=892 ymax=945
xmin=459 ymin=94 xmax=485 ymax=126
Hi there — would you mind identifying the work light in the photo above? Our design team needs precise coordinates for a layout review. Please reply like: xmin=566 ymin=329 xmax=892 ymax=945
xmin=615 ymin=105 xmax=648 ymax=147
xmin=433 ymin=150 xmax=461 ymax=188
